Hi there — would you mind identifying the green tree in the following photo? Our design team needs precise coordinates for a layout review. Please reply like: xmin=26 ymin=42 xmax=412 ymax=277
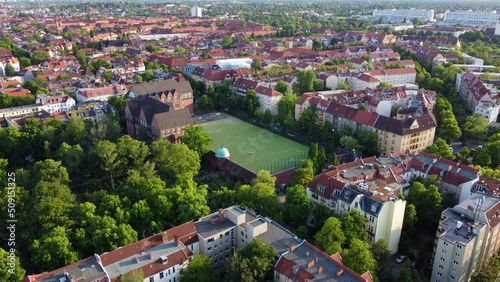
xmin=277 ymin=93 xmax=298 ymax=122
xmin=425 ymin=138 xmax=453 ymax=159
xmin=197 ymin=95 xmax=214 ymax=112
xmin=245 ymin=89 xmax=259 ymax=116
xmin=221 ymin=35 xmax=233 ymax=48
xmin=32 ymin=159 xmax=71 ymax=186
xmin=119 ymin=269 xmax=145 ymax=282
xmin=94 ymin=140 xmax=120 ymax=189
xmin=89 ymin=58 xmax=113 ymax=74
xmin=398 ymin=261 xmax=415 ymax=282
xmin=463 ymin=113 xmax=488 ymax=142
xmin=486 ymin=140 xmax=500 ymax=168
xmin=181 ymin=255 xmax=219 ymax=282
xmin=294 ymin=70 xmax=316 ymax=95
xmin=226 ymin=240 xmax=276 ymax=282
xmin=403 ymin=203 xmax=418 ymax=230
xmin=472 ymin=255 xmax=500 ymax=282
xmin=312 ymin=203 xmax=332 ymax=231
xmin=340 ymin=136 xmax=360 ymax=151
xmin=474 ymin=148 xmax=492 ymax=167
xmin=141 ymin=70 xmax=155 ymax=82
xmin=370 ymin=239 xmax=390 ymax=262
xmin=275 ymin=80 xmax=289 ymax=94
xmin=314 ymin=217 xmax=345 ymax=255
xmin=342 ymin=238 xmax=377 ymax=276
xmin=4 ymin=63 xmax=16 ymax=77
xmin=407 ymin=182 xmax=442 ymax=228
xmin=56 ymin=143 xmax=84 ymax=176
xmin=181 ymin=126 xmax=214 ymax=157
xmin=0 ymin=248 xmax=26 ymax=282
xmin=31 ymin=51 xmax=50 ymax=65
xmin=237 ymin=170 xmax=279 ymax=217
xmin=89 ymin=215 xmax=138 ymax=253
xmin=285 ymin=184 xmax=312 ymax=228
xmin=341 ymin=210 xmax=367 ymax=246
xmin=289 ymin=159 xmax=314 ymax=186
xmin=208 ymin=187 xmax=237 ymax=211
xmin=19 ymin=57 xmax=32 ymax=69
xmin=358 ymin=130 xmax=379 ymax=155
xmin=377 ymin=81 xmax=392 ymax=88
xmin=31 ymin=226 xmax=80 ymax=271
xmin=251 ymin=58 xmax=262 ymax=71
xmin=338 ymin=80 xmax=350 ymax=90
xmin=151 ymin=140 xmax=201 ymax=184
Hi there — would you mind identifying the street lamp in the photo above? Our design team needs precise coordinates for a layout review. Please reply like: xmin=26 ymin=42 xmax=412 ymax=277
xmin=331 ymin=129 xmax=335 ymax=153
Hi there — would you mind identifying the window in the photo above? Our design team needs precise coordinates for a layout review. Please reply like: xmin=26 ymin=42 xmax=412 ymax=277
xmin=150 ymin=278 xmax=154 ymax=282
xmin=241 ymin=231 xmax=244 ymax=236
xmin=438 ymin=265 xmax=443 ymax=269
xmin=443 ymin=242 xmax=449 ymax=246
xmin=242 ymin=239 xmax=245 ymax=243
xmin=220 ymin=234 xmax=223 ymax=239
xmin=225 ymin=231 xmax=230 ymax=236
xmin=173 ymin=268 xmax=175 ymax=273
xmin=440 ymin=257 xmax=445 ymax=261
xmin=160 ymin=272 xmax=164 ymax=279
xmin=208 ymin=238 xmax=214 ymax=243
xmin=208 ymin=247 xmax=211 ymax=251
xmin=437 ymin=272 xmax=442 ymax=277
xmin=455 ymin=253 xmax=460 ymax=257
xmin=457 ymin=245 xmax=462 ymax=249
xmin=276 ymin=273 xmax=280 ymax=280
xmin=453 ymin=260 xmax=458 ymax=265
xmin=168 ymin=269 xmax=170 ymax=275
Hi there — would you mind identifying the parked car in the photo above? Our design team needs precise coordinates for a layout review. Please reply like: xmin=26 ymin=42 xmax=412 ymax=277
xmin=396 ymin=255 xmax=407 ymax=263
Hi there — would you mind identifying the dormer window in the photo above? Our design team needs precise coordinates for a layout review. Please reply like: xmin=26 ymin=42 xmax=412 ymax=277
xmin=317 ymin=184 xmax=326 ymax=192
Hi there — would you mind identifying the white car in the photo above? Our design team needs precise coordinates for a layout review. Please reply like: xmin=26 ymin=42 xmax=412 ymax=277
xmin=396 ymin=255 xmax=407 ymax=263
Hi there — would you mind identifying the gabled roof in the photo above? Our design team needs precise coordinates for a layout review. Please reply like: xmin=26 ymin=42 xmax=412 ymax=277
xmin=127 ymin=79 xmax=192 ymax=98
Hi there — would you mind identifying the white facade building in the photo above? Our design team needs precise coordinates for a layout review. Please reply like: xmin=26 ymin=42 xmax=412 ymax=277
xmin=191 ymin=6 xmax=202 ymax=18
xmin=372 ymin=9 xmax=434 ymax=23
xmin=36 ymin=94 xmax=76 ymax=113
xmin=443 ymin=10 xmax=500 ymax=26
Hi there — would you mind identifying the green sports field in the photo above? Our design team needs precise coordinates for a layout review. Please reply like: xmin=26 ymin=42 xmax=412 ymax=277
xmin=200 ymin=116 xmax=308 ymax=173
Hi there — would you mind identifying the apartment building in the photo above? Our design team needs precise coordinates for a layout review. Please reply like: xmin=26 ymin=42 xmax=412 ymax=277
xmin=195 ymin=206 xmax=373 ymax=281
xmin=76 ymin=84 xmax=127 ymax=103
xmin=125 ymin=95 xmax=193 ymax=143
xmin=22 ymin=222 xmax=199 ymax=282
xmin=255 ymin=85 xmax=283 ymax=115
xmin=306 ymin=155 xmax=407 ymax=254
xmin=24 ymin=206 xmax=373 ymax=282
xmin=431 ymin=194 xmax=500 ymax=282
xmin=295 ymin=90 xmax=437 ymax=156
xmin=456 ymin=72 xmax=499 ymax=124
xmin=372 ymin=9 xmax=434 ymax=23
xmin=274 ymin=241 xmax=373 ymax=282
xmin=443 ymin=10 xmax=500 ymax=26
xmin=126 ymin=79 xmax=194 ymax=114
xmin=35 ymin=94 xmax=76 ymax=113
xmin=406 ymin=152 xmax=480 ymax=203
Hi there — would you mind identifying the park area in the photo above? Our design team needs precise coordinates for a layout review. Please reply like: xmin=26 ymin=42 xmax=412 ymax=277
xmin=200 ymin=115 xmax=309 ymax=173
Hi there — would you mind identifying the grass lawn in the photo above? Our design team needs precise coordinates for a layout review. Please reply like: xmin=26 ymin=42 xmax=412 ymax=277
xmin=200 ymin=116 xmax=309 ymax=174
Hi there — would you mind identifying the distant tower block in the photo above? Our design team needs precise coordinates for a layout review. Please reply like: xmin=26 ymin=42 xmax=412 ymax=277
xmin=191 ymin=6 xmax=202 ymax=18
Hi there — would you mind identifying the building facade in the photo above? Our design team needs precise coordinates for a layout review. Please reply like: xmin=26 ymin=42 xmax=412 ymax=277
xmin=125 ymin=95 xmax=193 ymax=143
xmin=431 ymin=194 xmax=500 ymax=282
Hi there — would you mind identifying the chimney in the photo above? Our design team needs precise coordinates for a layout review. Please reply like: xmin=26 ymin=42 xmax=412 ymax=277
xmin=337 ymin=269 xmax=344 ymax=277
xmin=307 ymin=259 xmax=315 ymax=269
xmin=290 ymin=244 xmax=296 ymax=252
xmin=315 ymin=257 xmax=319 ymax=263
xmin=135 ymin=257 xmax=139 ymax=263
xmin=318 ymin=266 xmax=323 ymax=274
xmin=174 ymin=235 xmax=180 ymax=246
xmin=162 ymin=231 xmax=168 ymax=243
xmin=218 ymin=208 xmax=225 ymax=221
xmin=306 ymin=251 xmax=310 ymax=256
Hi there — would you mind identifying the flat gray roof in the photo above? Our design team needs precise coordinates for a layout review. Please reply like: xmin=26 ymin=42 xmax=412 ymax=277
xmin=256 ymin=221 xmax=302 ymax=255
xmin=105 ymin=241 xmax=184 ymax=279
xmin=195 ymin=218 xmax=235 ymax=239
xmin=37 ymin=256 xmax=106 ymax=282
